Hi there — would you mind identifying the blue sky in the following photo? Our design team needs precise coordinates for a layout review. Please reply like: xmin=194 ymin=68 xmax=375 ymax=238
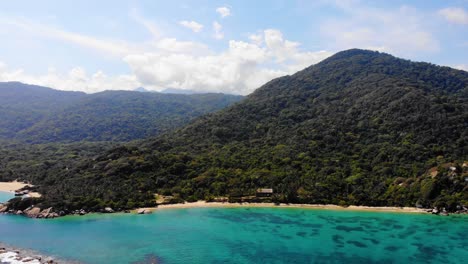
xmin=0 ymin=0 xmax=467 ymax=94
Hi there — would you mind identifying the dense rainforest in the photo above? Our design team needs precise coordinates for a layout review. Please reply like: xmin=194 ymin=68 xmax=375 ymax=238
xmin=1 ymin=49 xmax=467 ymax=213
xmin=0 ymin=82 xmax=243 ymax=143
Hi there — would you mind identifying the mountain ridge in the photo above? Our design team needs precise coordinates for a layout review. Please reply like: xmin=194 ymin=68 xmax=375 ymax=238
xmin=0 ymin=82 xmax=244 ymax=142
xmin=1 ymin=49 xmax=466 ymax=213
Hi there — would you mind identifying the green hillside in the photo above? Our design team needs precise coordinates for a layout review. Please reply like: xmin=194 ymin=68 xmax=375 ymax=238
xmin=0 ymin=82 xmax=243 ymax=143
xmin=2 ymin=49 xmax=467 ymax=212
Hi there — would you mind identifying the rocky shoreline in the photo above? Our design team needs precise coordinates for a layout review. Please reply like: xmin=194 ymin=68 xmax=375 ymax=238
xmin=2 ymin=200 xmax=467 ymax=219
xmin=2 ymin=181 xmax=467 ymax=219
xmin=0 ymin=203 xmax=134 ymax=219
xmin=0 ymin=243 xmax=76 ymax=264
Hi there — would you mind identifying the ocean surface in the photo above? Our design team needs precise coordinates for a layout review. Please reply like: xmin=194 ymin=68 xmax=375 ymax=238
xmin=0 ymin=191 xmax=14 ymax=203
xmin=0 ymin=207 xmax=466 ymax=264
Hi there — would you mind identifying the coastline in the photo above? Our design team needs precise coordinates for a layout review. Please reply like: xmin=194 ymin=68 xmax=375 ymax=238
xmin=0 ymin=243 xmax=74 ymax=264
xmin=0 ymin=181 xmax=41 ymax=198
xmin=2 ymin=178 xmax=456 ymax=217
xmin=136 ymin=201 xmax=428 ymax=214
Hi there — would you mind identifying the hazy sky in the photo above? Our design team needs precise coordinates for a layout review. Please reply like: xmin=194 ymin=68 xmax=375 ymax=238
xmin=0 ymin=0 xmax=467 ymax=94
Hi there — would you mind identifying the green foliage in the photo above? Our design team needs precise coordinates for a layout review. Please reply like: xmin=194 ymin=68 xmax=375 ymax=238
xmin=1 ymin=49 xmax=467 ymax=212
xmin=0 ymin=82 xmax=243 ymax=143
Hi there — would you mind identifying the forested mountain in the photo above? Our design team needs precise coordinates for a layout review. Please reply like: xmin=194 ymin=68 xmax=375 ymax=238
xmin=0 ymin=82 xmax=243 ymax=142
xmin=0 ymin=82 xmax=86 ymax=139
xmin=2 ymin=49 xmax=467 ymax=212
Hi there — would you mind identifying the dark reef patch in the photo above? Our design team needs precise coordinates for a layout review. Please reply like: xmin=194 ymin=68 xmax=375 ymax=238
xmin=296 ymin=231 xmax=307 ymax=237
xmin=335 ymin=225 xmax=364 ymax=232
xmin=332 ymin=235 xmax=344 ymax=244
xmin=384 ymin=246 xmax=400 ymax=252
xmin=347 ymin=240 xmax=368 ymax=248
xmin=363 ymin=238 xmax=380 ymax=245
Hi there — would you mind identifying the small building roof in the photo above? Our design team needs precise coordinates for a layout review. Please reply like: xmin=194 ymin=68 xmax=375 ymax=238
xmin=257 ymin=188 xmax=273 ymax=193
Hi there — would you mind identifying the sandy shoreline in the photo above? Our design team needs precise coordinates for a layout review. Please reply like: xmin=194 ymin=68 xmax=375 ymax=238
xmin=0 ymin=181 xmax=427 ymax=215
xmin=136 ymin=201 xmax=428 ymax=214
xmin=0 ymin=181 xmax=41 ymax=198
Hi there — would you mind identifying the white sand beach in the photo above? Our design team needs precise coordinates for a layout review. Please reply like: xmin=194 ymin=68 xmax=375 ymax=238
xmin=0 ymin=181 xmax=41 ymax=198
xmin=136 ymin=201 xmax=427 ymax=214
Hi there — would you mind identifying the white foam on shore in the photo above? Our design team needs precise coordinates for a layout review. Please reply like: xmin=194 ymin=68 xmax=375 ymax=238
xmin=0 ymin=251 xmax=40 ymax=264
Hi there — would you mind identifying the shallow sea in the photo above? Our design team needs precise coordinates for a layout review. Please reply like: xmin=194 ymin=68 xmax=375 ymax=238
xmin=0 ymin=191 xmax=14 ymax=203
xmin=0 ymin=207 xmax=467 ymax=263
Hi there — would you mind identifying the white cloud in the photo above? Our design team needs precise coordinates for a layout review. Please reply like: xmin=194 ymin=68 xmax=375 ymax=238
xmin=213 ymin=21 xmax=224 ymax=39
xmin=123 ymin=40 xmax=271 ymax=94
xmin=286 ymin=50 xmax=333 ymax=73
xmin=249 ymin=33 xmax=263 ymax=45
xmin=454 ymin=64 xmax=468 ymax=71
xmin=0 ymin=62 xmax=140 ymax=93
xmin=438 ymin=7 xmax=468 ymax=25
xmin=151 ymin=38 xmax=210 ymax=55
xmin=216 ymin=7 xmax=231 ymax=18
xmin=0 ymin=15 xmax=331 ymax=95
xmin=264 ymin=29 xmax=301 ymax=62
xmin=320 ymin=4 xmax=439 ymax=55
xmin=124 ymin=30 xmax=331 ymax=94
xmin=179 ymin=20 xmax=203 ymax=33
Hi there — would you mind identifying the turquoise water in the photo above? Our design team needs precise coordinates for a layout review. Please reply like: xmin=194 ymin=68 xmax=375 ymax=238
xmin=0 ymin=191 xmax=14 ymax=202
xmin=0 ymin=207 xmax=466 ymax=264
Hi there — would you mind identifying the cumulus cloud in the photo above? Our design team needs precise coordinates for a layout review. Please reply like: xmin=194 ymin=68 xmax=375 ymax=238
xmin=216 ymin=7 xmax=231 ymax=18
xmin=123 ymin=30 xmax=331 ymax=94
xmin=438 ymin=7 xmax=468 ymax=25
xmin=249 ymin=33 xmax=263 ymax=45
xmin=320 ymin=4 xmax=439 ymax=55
xmin=179 ymin=20 xmax=203 ymax=33
xmin=123 ymin=40 xmax=271 ymax=94
xmin=0 ymin=15 xmax=331 ymax=95
xmin=213 ymin=21 xmax=224 ymax=39
xmin=0 ymin=62 xmax=140 ymax=93
xmin=264 ymin=29 xmax=302 ymax=62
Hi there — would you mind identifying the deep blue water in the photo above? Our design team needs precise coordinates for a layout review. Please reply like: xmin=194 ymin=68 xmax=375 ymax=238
xmin=0 ymin=207 xmax=467 ymax=264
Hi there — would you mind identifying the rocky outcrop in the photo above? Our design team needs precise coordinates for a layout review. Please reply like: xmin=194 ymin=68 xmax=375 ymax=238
xmin=0 ymin=243 xmax=66 ymax=264
xmin=37 ymin=207 xmax=52 ymax=218
xmin=428 ymin=206 xmax=468 ymax=216
xmin=137 ymin=209 xmax=152 ymax=214
xmin=455 ymin=205 xmax=468 ymax=214
xmin=2 ymin=200 xmax=155 ymax=218
xmin=104 ymin=207 xmax=114 ymax=213
xmin=17 ymin=207 xmax=59 ymax=219
xmin=440 ymin=208 xmax=450 ymax=216
xmin=14 ymin=190 xmax=30 ymax=196
xmin=24 ymin=207 xmax=41 ymax=218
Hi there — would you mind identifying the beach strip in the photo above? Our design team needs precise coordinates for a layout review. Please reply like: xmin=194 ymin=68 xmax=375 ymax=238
xmin=0 ymin=181 xmax=41 ymax=198
xmin=136 ymin=201 xmax=427 ymax=214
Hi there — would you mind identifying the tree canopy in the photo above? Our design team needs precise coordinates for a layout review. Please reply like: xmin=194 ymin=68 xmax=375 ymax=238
xmin=0 ymin=82 xmax=243 ymax=143
xmin=2 ymin=49 xmax=467 ymax=212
